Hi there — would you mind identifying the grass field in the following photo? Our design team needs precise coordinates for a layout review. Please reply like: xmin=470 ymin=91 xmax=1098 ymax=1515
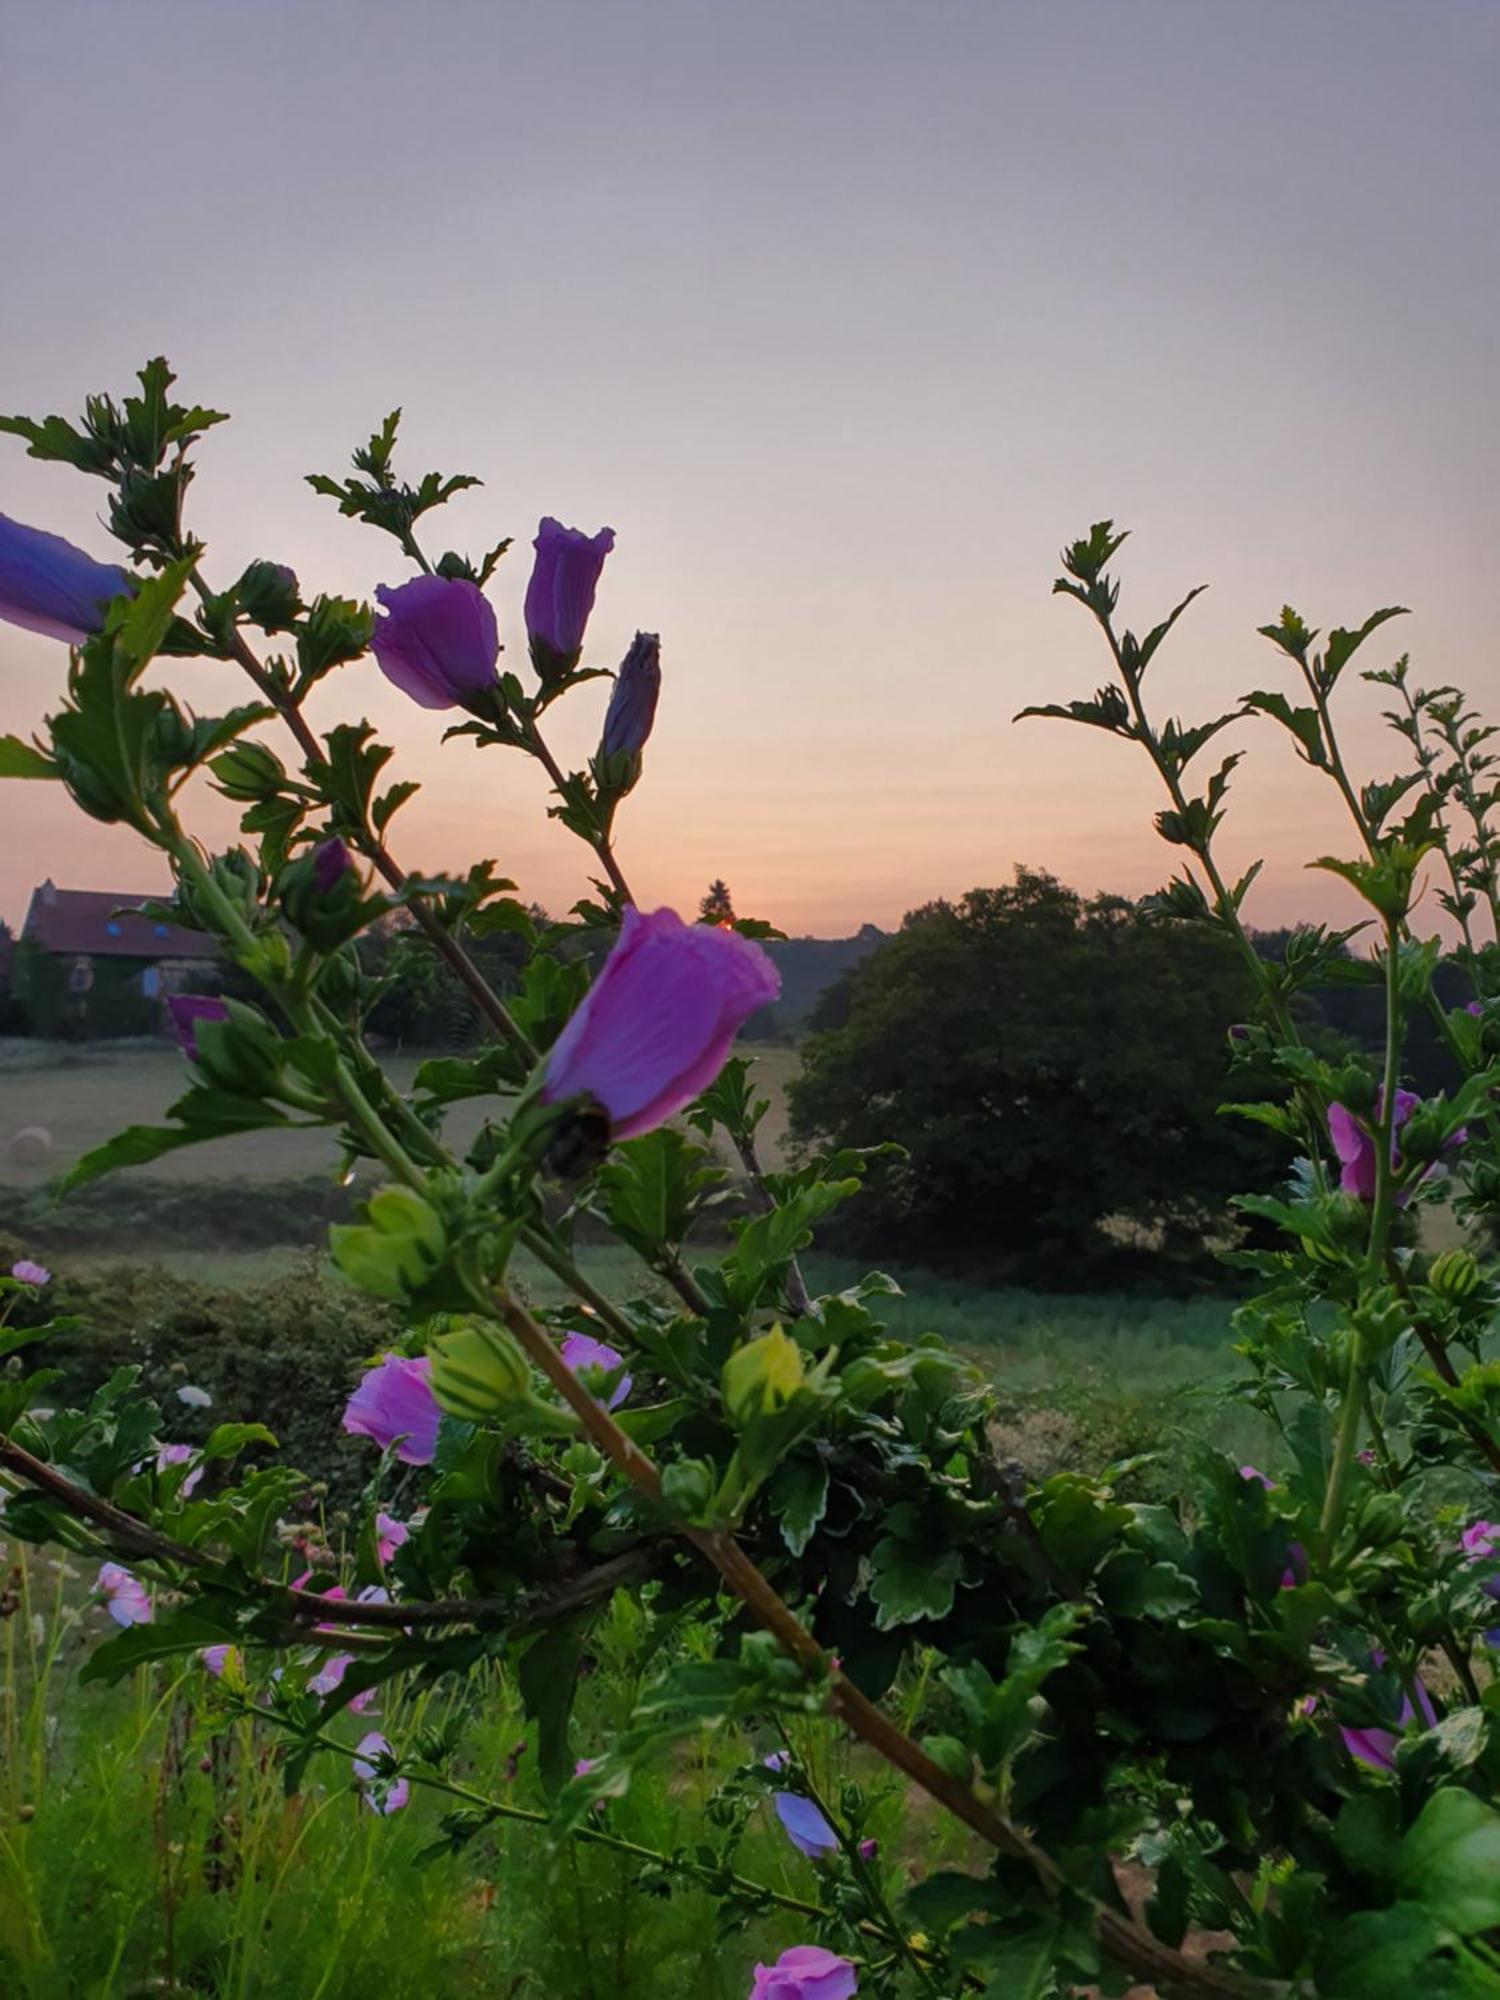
xmin=0 ymin=1039 xmax=803 ymax=1190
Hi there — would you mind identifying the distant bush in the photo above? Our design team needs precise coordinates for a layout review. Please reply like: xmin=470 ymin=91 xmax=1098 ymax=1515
xmin=0 ymin=1249 xmax=394 ymax=1495
xmin=790 ymin=868 xmax=1281 ymax=1283
xmin=1 ymin=1173 xmax=361 ymax=1251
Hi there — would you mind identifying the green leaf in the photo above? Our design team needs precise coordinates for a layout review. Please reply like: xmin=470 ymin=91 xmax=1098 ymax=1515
xmin=201 ymin=1422 xmax=278 ymax=1462
xmin=1322 ymin=606 xmax=1408 ymax=690
xmin=518 ymin=1609 xmax=600 ymax=1795
xmin=1315 ymin=1905 xmax=1452 ymax=1998
xmin=594 ymin=1127 xmax=726 ymax=1262
xmin=1396 ymin=1787 xmax=1500 ymax=1935
xmin=55 ymin=1095 xmax=295 ymax=1194
xmin=903 ymin=1869 xmax=1010 ymax=1934
xmin=1240 ymin=689 xmax=1327 ymax=767
xmin=0 ymin=733 xmax=59 ymax=779
xmin=79 ymin=1601 xmax=244 ymax=1685
xmin=722 ymin=1179 xmax=859 ymax=1311
xmin=769 ymin=1453 xmax=829 ymax=1557
xmin=869 ymin=1520 xmax=962 ymax=1629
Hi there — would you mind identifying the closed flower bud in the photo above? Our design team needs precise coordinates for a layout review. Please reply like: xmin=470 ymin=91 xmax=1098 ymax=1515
xmin=366 ymin=1185 xmax=447 ymax=1259
xmin=599 ymin=632 xmax=661 ymax=763
xmin=541 ymin=906 xmax=779 ymax=1143
xmin=331 ymin=1186 xmax=447 ymax=1302
xmin=1429 ymin=1249 xmax=1482 ymax=1300
xmin=280 ymin=837 xmax=368 ymax=952
xmin=211 ymin=739 xmax=287 ymax=801
xmin=524 ymin=517 xmax=614 ymax=680
xmin=1397 ymin=1107 xmax=1449 ymax=1165
xmin=312 ymin=836 xmax=356 ymax=895
xmin=660 ymin=1456 xmax=718 ymax=1522
xmin=428 ymin=1322 xmax=533 ymax=1422
xmin=1331 ymin=1063 xmax=1378 ymax=1115
xmin=0 ymin=512 xmax=131 ymax=643
xmin=371 ymin=574 xmax=500 ymax=711
xmin=235 ymin=559 xmax=301 ymax=632
xmin=165 ymin=991 xmax=231 ymax=1058
xmin=723 ymin=1327 xmax=805 ymax=1426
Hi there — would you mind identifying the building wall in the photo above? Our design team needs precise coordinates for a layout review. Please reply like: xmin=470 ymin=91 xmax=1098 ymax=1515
xmin=13 ymin=942 xmax=217 ymax=1040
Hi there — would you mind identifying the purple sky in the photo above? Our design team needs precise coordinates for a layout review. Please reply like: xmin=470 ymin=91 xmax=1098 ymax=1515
xmin=2 ymin=0 xmax=1497 ymax=936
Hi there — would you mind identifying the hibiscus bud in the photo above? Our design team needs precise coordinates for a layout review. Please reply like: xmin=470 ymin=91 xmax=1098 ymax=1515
xmin=330 ymin=1186 xmax=447 ymax=1302
xmin=427 ymin=1321 xmax=533 ymax=1422
xmin=660 ymin=1456 xmax=717 ymax=1523
xmin=280 ymin=837 xmax=366 ymax=952
xmin=599 ymin=632 xmax=661 ymax=763
xmin=166 ymin=993 xmax=231 ymax=1060
xmin=1429 ymin=1249 xmax=1482 ymax=1300
xmin=371 ymin=574 xmax=500 ymax=711
xmin=1397 ymin=1106 xmax=1448 ymax=1165
xmin=723 ymin=1327 xmax=805 ymax=1426
xmin=1331 ymin=1063 xmax=1378 ymax=1115
xmin=0 ymin=512 xmax=132 ymax=643
xmin=211 ymin=739 xmax=287 ymax=802
xmin=540 ymin=906 xmax=779 ymax=1143
xmin=312 ymin=837 xmax=356 ymax=894
xmin=235 ymin=559 xmax=301 ymax=632
xmin=524 ymin=517 xmax=615 ymax=682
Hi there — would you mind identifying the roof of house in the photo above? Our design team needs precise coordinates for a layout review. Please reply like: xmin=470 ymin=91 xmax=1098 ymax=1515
xmin=21 ymin=881 xmax=216 ymax=961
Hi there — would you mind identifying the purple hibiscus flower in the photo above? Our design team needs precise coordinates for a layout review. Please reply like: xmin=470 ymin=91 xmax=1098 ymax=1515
xmin=559 ymin=1331 xmax=633 ymax=1410
xmin=773 ymin=1792 xmax=839 ymax=1860
xmin=749 ymin=1947 xmax=858 ymax=1999
xmin=0 ymin=512 xmax=131 ymax=643
xmin=600 ymin=632 xmax=661 ymax=761
xmin=524 ymin=517 xmax=615 ymax=671
xmin=541 ymin=905 xmax=779 ymax=1141
xmin=341 ymin=1353 xmax=441 ymax=1465
xmin=371 ymin=574 xmax=500 ymax=710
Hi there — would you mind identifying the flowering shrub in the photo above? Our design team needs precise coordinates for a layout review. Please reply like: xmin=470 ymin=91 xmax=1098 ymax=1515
xmin=2 ymin=366 xmax=1500 ymax=1995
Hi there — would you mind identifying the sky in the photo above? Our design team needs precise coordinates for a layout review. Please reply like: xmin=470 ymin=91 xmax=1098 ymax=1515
xmin=1 ymin=0 xmax=1497 ymax=938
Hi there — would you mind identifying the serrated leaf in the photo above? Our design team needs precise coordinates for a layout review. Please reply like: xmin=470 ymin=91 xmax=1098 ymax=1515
xmin=868 ymin=1529 xmax=961 ymax=1629
xmin=0 ymin=733 xmax=59 ymax=779
xmin=769 ymin=1454 xmax=829 ymax=1556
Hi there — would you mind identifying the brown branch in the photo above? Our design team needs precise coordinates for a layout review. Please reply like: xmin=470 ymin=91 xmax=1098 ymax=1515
xmin=0 ymin=1438 xmax=651 ymax=1633
xmin=486 ymin=1281 xmax=1282 ymax=2000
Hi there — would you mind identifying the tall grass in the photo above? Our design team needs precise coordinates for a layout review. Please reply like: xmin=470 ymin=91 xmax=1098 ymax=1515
xmin=0 ymin=1546 xmax=969 ymax=2000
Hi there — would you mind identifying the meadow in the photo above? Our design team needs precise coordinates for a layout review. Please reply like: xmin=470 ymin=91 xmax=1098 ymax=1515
xmin=1 ymin=1039 xmax=1267 ymax=1997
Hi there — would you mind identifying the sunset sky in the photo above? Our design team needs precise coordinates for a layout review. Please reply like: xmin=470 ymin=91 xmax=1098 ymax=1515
xmin=2 ymin=0 xmax=1496 ymax=938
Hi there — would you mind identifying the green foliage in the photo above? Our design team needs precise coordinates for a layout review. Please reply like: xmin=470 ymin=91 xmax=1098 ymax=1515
xmin=789 ymin=868 xmax=1278 ymax=1277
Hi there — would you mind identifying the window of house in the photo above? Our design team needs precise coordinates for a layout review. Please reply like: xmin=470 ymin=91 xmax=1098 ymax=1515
xmin=141 ymin=966 xmax=161 ymax=997
xmin=105 ymin=921 xmax=121 ymax=936
xmin=154 ymin=924 xmax=168 ymax=937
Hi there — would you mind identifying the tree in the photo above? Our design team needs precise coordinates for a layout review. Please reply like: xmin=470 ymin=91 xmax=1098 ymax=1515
xmin=789 ymin=868 xmax=1277 ymax=1281
xmin=699 ymin=879 xmax=735 ymax=924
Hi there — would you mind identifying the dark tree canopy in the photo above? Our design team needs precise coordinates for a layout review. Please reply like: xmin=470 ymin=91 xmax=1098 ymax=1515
xmin=789 ymin=869 xmax=1278 ymax=1281
xmin=699 ymin=879 xmax=736 ymax=924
